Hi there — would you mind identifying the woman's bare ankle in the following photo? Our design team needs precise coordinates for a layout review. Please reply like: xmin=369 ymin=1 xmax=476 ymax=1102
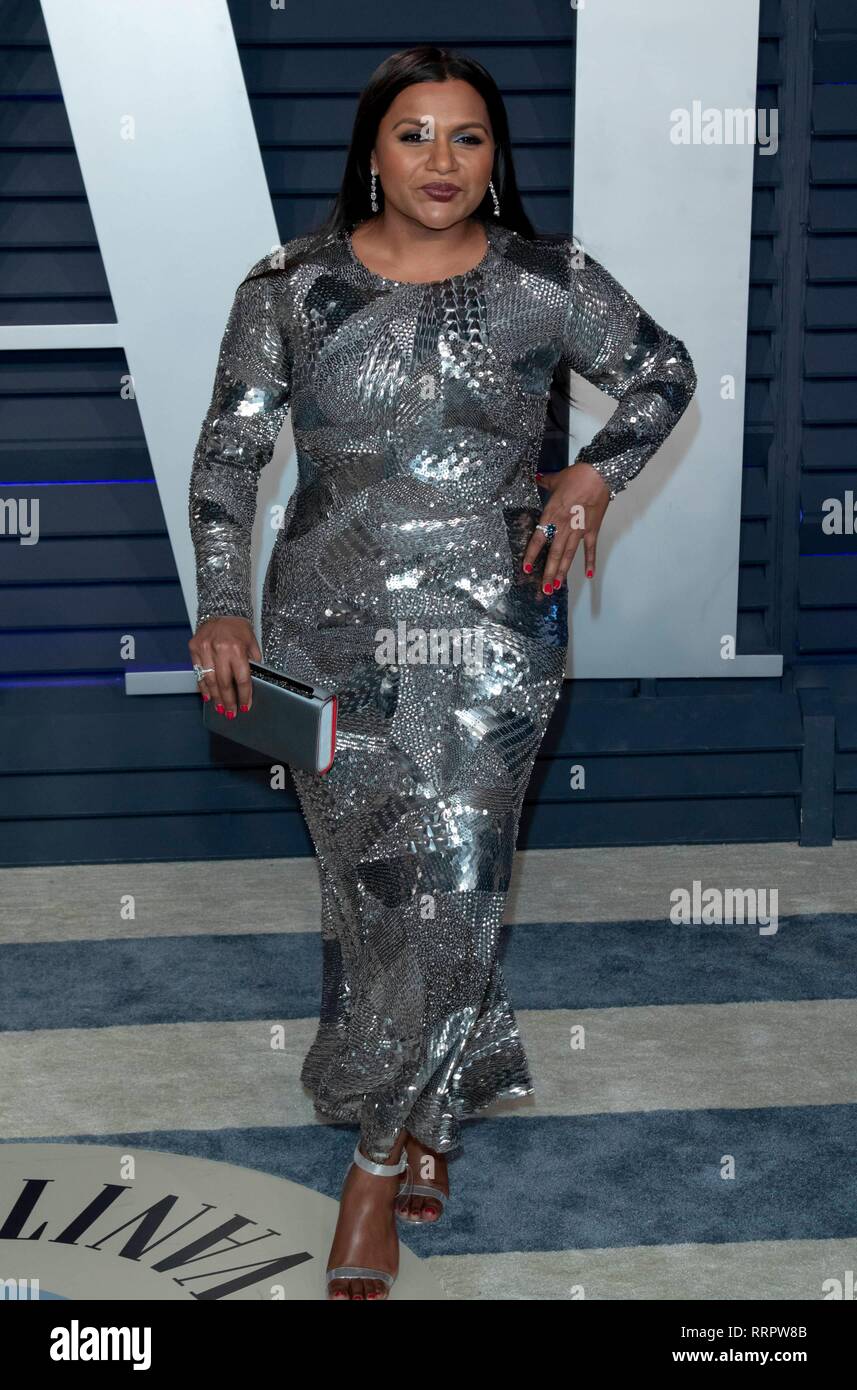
xmin=358 ymin=1133 xmax=406 ymax=1165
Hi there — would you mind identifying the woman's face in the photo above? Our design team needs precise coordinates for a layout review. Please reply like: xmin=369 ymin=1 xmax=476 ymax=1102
xmin=370 ymin=79 xmax=496 ymax=227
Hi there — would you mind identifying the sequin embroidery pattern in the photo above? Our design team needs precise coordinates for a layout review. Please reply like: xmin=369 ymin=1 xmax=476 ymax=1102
xmin=188 ymin=221 xmax=697 ymax=1158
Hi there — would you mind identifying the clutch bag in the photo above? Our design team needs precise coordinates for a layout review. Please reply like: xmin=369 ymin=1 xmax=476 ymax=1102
xmin=202 ymin=658 xmax=337 ymax=773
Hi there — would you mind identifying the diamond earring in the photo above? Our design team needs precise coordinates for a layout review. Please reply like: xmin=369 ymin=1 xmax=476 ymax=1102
xmin=370 ymin=167 xmax=379 ymax=214
xmin=488 ymin=179 xmax=500 ymax=217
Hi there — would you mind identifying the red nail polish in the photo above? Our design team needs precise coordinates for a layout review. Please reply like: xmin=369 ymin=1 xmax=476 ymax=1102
xmin=226 ymin=710 xmax=236 ymax=720
xmin=587 ymin=569 xmax=594 ymax=578
xmin=240 ymin=703 xmax=249 ymax=712
xmin=202 ymin=694 xmax=210 ymax=702
xmin=543 ymin=583 xmax=551 ymax=594
xmin=523 ymin=562 xmax=532 ymax=573
xmin=215 ymin=703 xmax=225 ymax=714
xmin=535 ymin=473 xmax=543 ymax=481
xmin=553 ymin=578 xmax=561 ymax=589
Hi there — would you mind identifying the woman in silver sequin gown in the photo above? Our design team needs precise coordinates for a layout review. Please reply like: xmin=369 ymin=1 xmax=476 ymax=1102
xmin=188 ymin=46 xmax=696 ymax=1299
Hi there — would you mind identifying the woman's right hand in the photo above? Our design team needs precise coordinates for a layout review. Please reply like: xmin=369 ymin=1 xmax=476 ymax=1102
xmin=189 ymin=615 xmax=261 ymax=717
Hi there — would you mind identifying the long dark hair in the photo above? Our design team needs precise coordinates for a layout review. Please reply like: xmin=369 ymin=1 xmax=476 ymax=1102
xmin=251 ymin=44 xmax=575 ymax=436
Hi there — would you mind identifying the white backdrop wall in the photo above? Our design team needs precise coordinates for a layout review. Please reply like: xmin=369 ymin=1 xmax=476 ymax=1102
xmin=570 ymin=0 xmax=775 ymax=677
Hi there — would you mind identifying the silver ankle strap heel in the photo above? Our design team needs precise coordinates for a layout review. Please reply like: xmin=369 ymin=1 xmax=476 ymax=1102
xmin=326 ymin=1143 xmax=410 ymax=1298
xmin=351 ymin=1142 xmax=409 ymax=1179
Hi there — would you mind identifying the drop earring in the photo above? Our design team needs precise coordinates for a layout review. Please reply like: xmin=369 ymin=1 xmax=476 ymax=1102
xmin=488 ymin=179 xmax=500 ymax=217
xmin=370 ymin=167 xmax=379 ymax=214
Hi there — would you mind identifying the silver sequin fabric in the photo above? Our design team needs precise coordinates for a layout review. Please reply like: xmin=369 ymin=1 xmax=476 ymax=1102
xmin=188 ymin=220 xmax=696 ymax=1159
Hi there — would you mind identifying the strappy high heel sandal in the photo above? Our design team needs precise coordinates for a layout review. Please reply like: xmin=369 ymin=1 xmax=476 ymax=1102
xmin=326 ymin=1142 xmax=410 ymax=1299
xmin=395 ymin=1155 xmax=448 ymax=1224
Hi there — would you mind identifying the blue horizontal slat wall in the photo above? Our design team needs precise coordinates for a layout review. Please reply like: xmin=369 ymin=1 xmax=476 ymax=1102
xmin=0 ymin=0 xmax=853 ymax=863
xmin=803 ymin=0 xmax=857 ymax=658
xmin=739 ymin=1 xmax=780 ymax=657
xmin=811 ymin=0 xmax=857 ymax=834
xmin=0 ymin=0 xmax=115 ymax=325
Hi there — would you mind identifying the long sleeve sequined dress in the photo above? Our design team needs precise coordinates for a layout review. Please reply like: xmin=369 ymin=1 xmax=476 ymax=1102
xmin=188 ymin=220 xmax=697 ymax=1160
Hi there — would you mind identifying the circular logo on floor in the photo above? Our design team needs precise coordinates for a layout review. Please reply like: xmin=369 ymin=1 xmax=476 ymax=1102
xmin=0 ymin=1144 xmax=444 ymax=1301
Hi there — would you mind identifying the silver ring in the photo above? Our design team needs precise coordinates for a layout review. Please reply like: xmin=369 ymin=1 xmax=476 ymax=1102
xmin=535 ymin=522 xmax=557 ymax=542
xmin=193 ymin=664 xmax=215 ymax=683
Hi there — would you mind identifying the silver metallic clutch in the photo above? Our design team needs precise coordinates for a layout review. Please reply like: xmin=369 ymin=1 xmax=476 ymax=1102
xmin=202 ymin=658 xmax=337 ymax=773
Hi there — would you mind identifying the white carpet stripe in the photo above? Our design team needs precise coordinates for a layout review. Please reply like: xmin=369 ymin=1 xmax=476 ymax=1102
xmin=425 ymin=1237 xmax=857 ymax=1301
xmin=2 ymin=999 xmax=855 ymax=1139
xmin=2 ymin=842 xmax=855 ymax=944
